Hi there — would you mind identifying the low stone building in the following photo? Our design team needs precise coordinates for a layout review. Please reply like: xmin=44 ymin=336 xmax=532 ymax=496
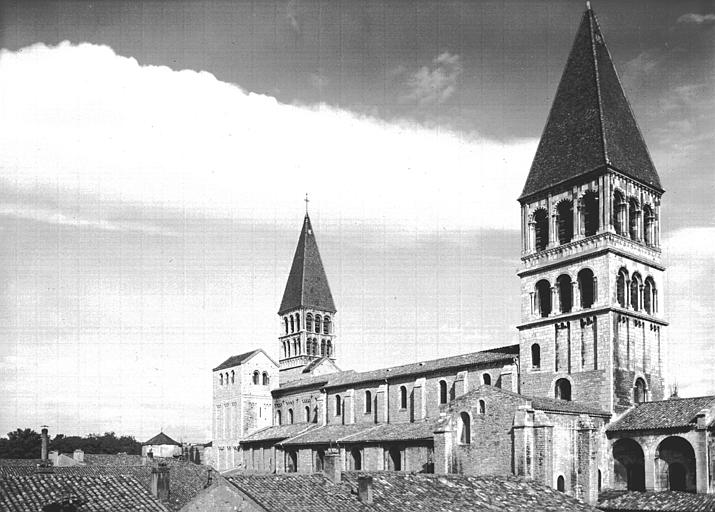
xmin=143 ymin=432 xmax=182 ymax=459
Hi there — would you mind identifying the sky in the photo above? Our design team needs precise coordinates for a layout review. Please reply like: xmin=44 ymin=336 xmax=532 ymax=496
xmin=0 ymin=0 xmax=713 ymax=442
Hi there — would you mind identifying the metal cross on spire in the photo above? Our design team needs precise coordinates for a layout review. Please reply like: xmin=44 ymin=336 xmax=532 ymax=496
xmin=304 ymin=193 xmax=309 ymax=214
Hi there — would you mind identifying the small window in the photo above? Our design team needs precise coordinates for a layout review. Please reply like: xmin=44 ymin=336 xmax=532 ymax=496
xmin=290 ymin=316 xmax=295 ymax=333
xmin=631 ymin=273 xmax=642 ymax=311
xmin=262 ymin=372 xmax=270 ymax=386
xmin=400 ymin=386 xmax=408 ymax=409
xmin=276 ymin=410 xmax=282 ymax=426
xmin=231 ymin=370 xmax=235 ymax=384
xmin=482 ymin=373 xmax=491 ymax=386
xmin=219 ymin=374 xmax=223 ymax=385
xmin=252 ymin=371 xmax=260 ymax=385
xmin=284 ymin=317 xmax=289 ymax=334
xmin=439 ymin=380 xmax=448 ymax=404
xmin=324 ymin=316 xmax=331 ymax=334
xmin=634 ymin=378 xmax=647 ymax=404
xmin=478 ymin=399 xmax=486 ymax=414
xmin=459 ymin=412 xmax=471 ymax=444
xmin=555 ymin=379 xmax=571 ymax=401
xmin=365 ymin=390 xmax=372 ymax=413
xmin=557 ymin=475 xmax=565 ymax=492
xmin=531 ymin=343 xmax=541 ymax=370
xmin=305 ymin=406 xmax=310 ymax=423
xmin=617 ymin=268 xmax=628 ymax=308
xmin=326 ymin=341 xmax=332 ymax=357
xmin=335 ymin=395 xmax=342 ymax=416
xmin=306 ymin=314 xmax=313 ymax=332
xmin=288 ymin=408 xmax=294 ymax=424
xmin=296 ymin=314 xmax=301 ymax=331
xmin=321 ymin=339 xmax=326 ymax=356
xmin=315 ymin=315 xmax=322 ymax=333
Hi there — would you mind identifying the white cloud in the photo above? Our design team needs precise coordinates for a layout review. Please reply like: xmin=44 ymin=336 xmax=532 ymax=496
xmin=400 ymin=52 xmax=464 ymax=105
xmin=676 ymin=13 xmax=715 ymax=26
xmin=0 ymin=42 xmax=534 ymax=232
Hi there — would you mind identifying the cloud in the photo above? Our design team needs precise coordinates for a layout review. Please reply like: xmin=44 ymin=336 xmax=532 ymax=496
xmin=400 ymin=52 xmax=463 ymax=105
xmin=676 ymin=13 xmax=715 ymax=26
xmin=0 ymin=42 xmax=535 ymax=232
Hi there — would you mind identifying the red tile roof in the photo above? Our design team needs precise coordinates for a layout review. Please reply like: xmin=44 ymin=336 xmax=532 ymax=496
xmin=607 ymin=396 xmax=715 ymax=432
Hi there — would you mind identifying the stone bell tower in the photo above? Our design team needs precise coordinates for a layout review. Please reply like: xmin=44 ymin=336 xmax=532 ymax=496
xmin=277 ymin=212 xmax=337 ymax=380
xmin=517 ymin=4 xmax=666 ymax=414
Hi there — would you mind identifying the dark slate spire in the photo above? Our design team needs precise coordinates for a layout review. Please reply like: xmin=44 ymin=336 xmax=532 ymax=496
xmin=278 ymin=214 xmax=336 ymax=315
xmin=520 ymin=6 xmax=662 ymax=200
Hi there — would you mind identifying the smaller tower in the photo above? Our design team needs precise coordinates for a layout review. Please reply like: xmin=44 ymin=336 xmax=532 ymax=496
xmin=278 ymin=213 xmax=337 ymax=378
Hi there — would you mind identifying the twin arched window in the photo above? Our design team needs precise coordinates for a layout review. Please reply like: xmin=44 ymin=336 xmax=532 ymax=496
xmin=616 ymin=267 xmax=657 ymax=314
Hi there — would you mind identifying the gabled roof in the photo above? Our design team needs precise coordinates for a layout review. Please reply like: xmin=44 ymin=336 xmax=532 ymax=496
xmin=276 ymin=344 xmax=519 ymax=394
xmin=0 ymin=474 xmax=169 ymax=511
xmin=278 ymin=214 xmax=336 ymax=315
xmin=520 ymin=6 xmax=661 ymax=200
xmin=225 ymin=472 xmax=599 ymax=512
xmin=213 ymin=349 xmax=277 ymax=372
xmin=144 ymin=432 xmax=180 ymax=446
xmin=607 ymin=396 xmax=715 ymax=432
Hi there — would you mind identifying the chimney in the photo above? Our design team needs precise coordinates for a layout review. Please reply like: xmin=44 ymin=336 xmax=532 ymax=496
xmin=73 ymin=449 xmax=84 ymax=463
xmin=357 ymin=475 xmax=373 ymax=504
xmin=323 ymin=448 xmax=341 ymax=483
xmin=151 ymin=462 xmax=170 ymax=501
xmin=41 ymin=427 xmax=49 ymax=461
xmin=49 ymin=450 xmax=59 ymax=466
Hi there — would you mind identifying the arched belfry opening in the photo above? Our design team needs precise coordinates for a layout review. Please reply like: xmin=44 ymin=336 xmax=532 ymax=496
xmin=582 ymin=191 xmax=599 ymax=236
xmin=533 ymin=209 xmax=549 ymax=252
xmin=613 ymin=190 xmax=626 ymax=236
xmin=556 ymin=274 xmax=573 ymax=313
xmin=577 ymin=268 xmax=595 ymax=308
xmin=629 ymin=197 xmax=641 ymax=241
xmin=643 ymin=204 xmax=655 ymax=246
xmin=535 ymin=280 xmax=552 ymax=317
xmin=556 ymin=200 xmax=574 ymax=244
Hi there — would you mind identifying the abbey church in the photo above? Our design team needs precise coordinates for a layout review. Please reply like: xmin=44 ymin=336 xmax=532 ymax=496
xmin=210 ymin=6 xmax=715 ymax=505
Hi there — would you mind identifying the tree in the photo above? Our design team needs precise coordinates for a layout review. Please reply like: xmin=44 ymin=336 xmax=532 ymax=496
xmin=0 ymin=428 xmax=42 ymax=459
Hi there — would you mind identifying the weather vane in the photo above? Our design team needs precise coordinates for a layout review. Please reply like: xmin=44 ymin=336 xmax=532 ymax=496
xmin=305 ymin=193 xmax=309 ymax=214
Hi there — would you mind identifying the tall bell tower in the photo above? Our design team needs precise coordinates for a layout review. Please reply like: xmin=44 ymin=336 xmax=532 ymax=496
xmin=517 ymin=5 xmax=666 ymax=414
xmin=278 ymin=212 xmax=337 ymax=379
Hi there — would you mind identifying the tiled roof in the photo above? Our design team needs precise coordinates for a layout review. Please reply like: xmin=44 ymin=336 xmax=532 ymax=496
xmin=213 ymin=349 xmax=260 ymax=372
xmin=278 ymin=344 xmax=519 ymax=393
xmin=240 ymin=424 xmax=317 ymax=444
xmin=0 ymin=457 xmax=211 ymax=512
xmin=530 ymin=395 xmax=611 ymax=417
xmin=607 ymin=396 xmax=715 ymax=432
xmin=0 ymin=474 xmax=170 ymax=511
xmin=279 ymin=213 xmax=336 ymax=315
xmin=520 ymin=7 xmax=661 ymax=200
xmin=339 ymin=420 xmax=438 ymax=443
xmin=144 ymin=432 xmax=180 ymax=446
xmin=280 ymin=424 xmax=375 ymax=446
xmin=226 ymin=471 xmax=599 ymax=511
xmin=599 ymin=490 xmax=715 ymax=511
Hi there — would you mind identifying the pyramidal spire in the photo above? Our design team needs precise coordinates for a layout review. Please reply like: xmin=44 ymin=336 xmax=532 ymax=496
xmin=520 ymin=6 xmax=662 ymax=200
xmin=279 ymin=213 xmax=336 ymax=315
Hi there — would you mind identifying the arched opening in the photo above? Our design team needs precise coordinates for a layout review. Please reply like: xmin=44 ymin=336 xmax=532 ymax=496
xmin=252 ymin=371 xmax=260 ymax=385
xmin=598 ymin=470 xmax=602 ymax=491
xmin=630 ymin=273 xmax=642 ymax=311
xmin=557 ymin=475 xmax=565 ymax=492
xmin=578 ymin=268 xmax=595 ymax=308
xmin=335 ymin=395 xmax=342 ymax=416
xmin=326 ymin=341 xmax=332 ymax=357
xmin=656 ymin=436 xmax=696 ymax=492
xmin=557 ymin=274 xmax=573 ymax=313
xmin=554 ymin=378 xmax=571 ymax=401
xmin=284 ymin=317 xmax=289 ymax=334
xmin=290 ymin=316 xmax=295 ymax=333
xmin=613 ymin=438 xmax=645 ymax=491
xmin=531 ymin=343 xmax=541 ymax=369
xmin=643 ymin=205 xmax=655 ymax=246
xmin=323 ymin=316 xmax=331 ymax=334
xmin=617 ymin=268 xmax=628 ymax=308
xmin=439 ymin=380 xmax=448 ymax=404
xmin=304 ymin=406 xmax=310 ymax=423
xmin=350 ymin=448 xmax=362 ymax=470
xmin=613 ymin=190 xmax=626 ymax=236
xmin=321 ymin=339 xmax=326 ymax=356
xmin=230 ymin=370 xmax=235 ymax=384
xmin=478 ymin=399 xmax=486 ymax=415
xmin=634 ymin=378 xmax=647 ymax=404
xmin=276 ymin=410 xmax=282 ymax=426
xmin=400 ymin=386 xmax=408 ymax=409
xmin=296 ymin=314 xmax=300 ymax=331
xmin=535 ymin=279 xmax=552 ymax=317
xmin=288 ymin=408 xmax=294 ymax=424
xmin=286 ymin=450 xmax=297 ymax=473
xmin=459 ymin=412 xmax=471 ymax=444
xmin=629 ymin=197 xmax=640 ymax=241
xmin=482 ymin=373 xmax=491 ymax=386
xmin=388 ymin=447 xmax=402 ymax=471
xmin=583 ymin=191 xmax=599 ymax=236
xmin=644 ymin=277 xmax=656 ymax=314
xmin=557 ymin=200 xmax=574 ymax=244
xmin=219 ymin=374 xmax=223 ymax=385
xmin=314 ymin=315 xmax=322 ymax=333
xmin=262 ymin=372 xmax=270 ymax=385
xmin=365 ymin=390 xmax=372 ymax=413
xmin=314 ymin=449 xmax=325 ymax=472
xmin=534 ymin=209 xmax=549 ymax=252
xmin=306 ymin=314 xmax=313 ymax=332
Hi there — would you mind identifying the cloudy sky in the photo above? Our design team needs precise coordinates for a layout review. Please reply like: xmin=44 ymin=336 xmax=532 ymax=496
xmin=0 ymin=0 xmax=713 ymax=442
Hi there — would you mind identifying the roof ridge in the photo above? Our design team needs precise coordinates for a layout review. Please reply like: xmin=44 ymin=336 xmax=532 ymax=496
xmin=587 ymin=8 xmax=609 ymax=166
